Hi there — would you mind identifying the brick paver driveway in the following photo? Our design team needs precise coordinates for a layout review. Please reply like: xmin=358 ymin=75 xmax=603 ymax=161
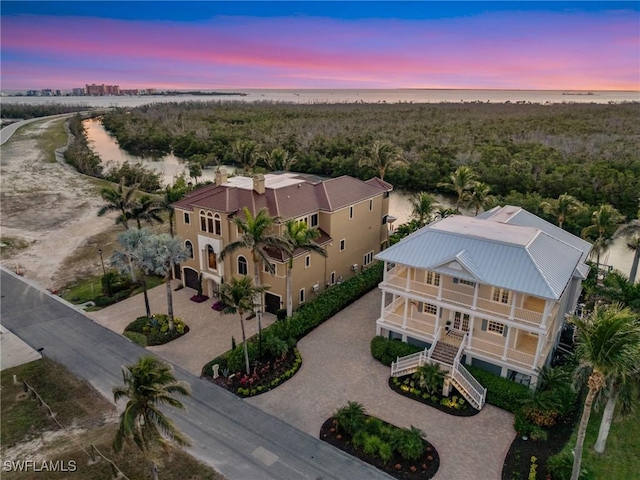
xmin=248 ymin=289 xmax=515 ymax=480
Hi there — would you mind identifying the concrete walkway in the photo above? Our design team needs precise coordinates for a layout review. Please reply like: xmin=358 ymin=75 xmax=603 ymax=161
xmin=0 ymin=325 xmax=42 ymax=370
xmin=87 ymin=281 xmax=276 ymax=375
xmin=248 ymin=289 xmax=515 ymax=480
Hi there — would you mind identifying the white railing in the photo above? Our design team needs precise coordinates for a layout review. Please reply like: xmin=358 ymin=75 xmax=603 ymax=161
xmin=470 ymin=337 xmax=505 ymax=357
xmin=390 ymin=349 xmax=428 ymax=376
xmin=506 ymin=349 xmax=536 ymax=368
xmin=452 ymin=359 xmax=487 ymax=409
xmin=383 ymin=312 xmax=405 ymax=327
xmin=453 ymin=332 xmax=469 ymax=365
xmin=440 ymin=288 xmax=475 ymax=307
xmin=427 ymin=326 xmax=444 ymax=360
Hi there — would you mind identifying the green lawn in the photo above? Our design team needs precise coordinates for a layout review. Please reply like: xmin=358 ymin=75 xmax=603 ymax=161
xmin=61 ymin=273 xmax=164 ymax=307
xmin=561 ymin=405 xmax=640 ymax=480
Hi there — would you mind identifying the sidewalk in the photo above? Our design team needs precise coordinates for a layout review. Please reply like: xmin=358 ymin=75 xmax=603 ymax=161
xmin=0 ymin=325 xmax=42 ymax=370
xmin=86 ymin=281 xmax=275 ymax=375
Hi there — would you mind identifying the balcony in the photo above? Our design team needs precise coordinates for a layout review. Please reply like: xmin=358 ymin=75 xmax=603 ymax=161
xmin=379 ymin=296 xmax=437 ymax=337
xmin=382 ymin=265 xmax=553 ymax=327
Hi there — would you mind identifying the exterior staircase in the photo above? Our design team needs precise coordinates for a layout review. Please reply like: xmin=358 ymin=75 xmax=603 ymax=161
xmin=390 ymin=328 xmax=487 ymax=410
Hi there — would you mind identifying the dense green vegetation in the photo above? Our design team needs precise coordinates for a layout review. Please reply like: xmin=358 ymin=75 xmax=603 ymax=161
xmin=1 ymin=103 xmax=89 ymax=119
xmin=101 ymin=102 xmax=640 ymax=219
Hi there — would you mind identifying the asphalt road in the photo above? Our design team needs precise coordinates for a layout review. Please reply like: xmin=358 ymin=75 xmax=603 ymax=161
xmin=0 ymin=269 xmax=391 ymax=480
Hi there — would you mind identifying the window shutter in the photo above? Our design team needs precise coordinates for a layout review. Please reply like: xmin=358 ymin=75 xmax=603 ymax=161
xmin=481 ymin=319 xmax=487 ymax=331
xmin=439 ymin=309 xmax=443 ymax=318
xmin=418 ymin=302 xmax=424 ymax=312
xmin=503 ymin=325 xmax=509 ymax=337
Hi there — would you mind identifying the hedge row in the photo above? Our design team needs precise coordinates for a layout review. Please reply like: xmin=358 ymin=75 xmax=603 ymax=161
xmin=202 ymin=262 xmax=384 ymax=376
xmin=370 ymin=336 xmax=424 ymax=366
xmin=465 ymin=365 xmax=531 ymax=413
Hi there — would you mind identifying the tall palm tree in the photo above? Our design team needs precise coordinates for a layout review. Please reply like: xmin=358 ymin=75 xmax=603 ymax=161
xmin=283 ymin=220 xmax=327 ymax=317
xmin=437 ymin=166 xmax=478 ymax=211
xmin=408 ymin=192 xmax=438 ymax=226
xmin=540 ymin=193 xmax=583 ymax=230
xmin=261 ymin=147 xmax=297 ymax=172
xmin=627 ymin=235 xmax=640 ymax=284
xmin=357 ymin=140 xmax=407 ymax=181
xmin=97 ymin=180 xmax=138 ymax=230
xmin=232 ymin=140 xmax=259 ymax=174
xmin=219 ymin=277 xmax=266 ymax=375
xmin=569 ymin=304 xmax=640 ymax=480
xmin=111 ymin=229 xmax=152 ymax=314
xmin=140 ymin=234 xmax=189 ymax=331
xmin=463 ymin=182 xmax=495 ymax=216
xmin=220 ymin=207 xmax=289 ymax=356
xmin=113 ymin=356 xmax=191 ymax=480
xmin=581 ymin=204 xmax=625 ymax=270
xmin=130 ymin=195 xmax=165 ymax=229
xmin=594 ymin=361 xmax=640 ymax=453
xmin=159 ymin=184 xmax=186 ymax=238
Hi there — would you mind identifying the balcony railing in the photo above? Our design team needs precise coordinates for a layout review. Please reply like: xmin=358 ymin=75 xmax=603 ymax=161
xmin=469 ymin=337 xmax=536 ymax=369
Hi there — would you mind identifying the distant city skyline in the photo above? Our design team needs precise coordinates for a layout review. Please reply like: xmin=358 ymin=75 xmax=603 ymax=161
xmin=1 ymin=1 xmax=638 ymax=91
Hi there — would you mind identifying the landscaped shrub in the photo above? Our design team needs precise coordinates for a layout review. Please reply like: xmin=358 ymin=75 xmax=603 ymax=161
xmin=211 ymin=300 xmax=226 ymax=311
xmin=412 ymin=363 xmax=446 ymax=395
xmin=123 ymin=331 xmax=148 ymax=347
xmin=124 ymin=314 xmax=188 ymax=346
xmin=370 ymin=336 xmax=424 ymax=366
xmin=276 ymin=308 xmax=287 ymax=321
xmin=514 ymin=410 xmax=536 ymax=437
xmin=334 ymin=401 xmax=367 ymax=436
xmin=390 ymin=426 xmax=426 ymax=462
xmin=226 ymin=342 xmax=259 ymax=373
xmin=547 ymin=451 xmax=594 ymax=480
xmin=101 ymin=270 xmax=132 ymax=295
xmin=466 ymin=365 xmax=532 ymax=413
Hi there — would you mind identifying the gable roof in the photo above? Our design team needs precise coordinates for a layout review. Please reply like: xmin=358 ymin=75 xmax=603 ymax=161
xmin=172 ymin=172 xmax=392 ymax=219
xmin=376 ymin=213 xmax=585 ymax=300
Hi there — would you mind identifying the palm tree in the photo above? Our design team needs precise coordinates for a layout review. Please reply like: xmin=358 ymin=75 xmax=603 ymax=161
xmin=219 ymin=277 xmax=266 ymax=375
xmin=159 ymin=184 xmax=186 ymax=237
xmin=569 ymin=304 xmax=640 ymax=480
xmin=111 ymin=229 xmax=152 ymax=314
xmin=594 ymin=271 xmax=640 ymax=312
xmin=220 ymin=207 xmax=289 ymax=356
xmin=188 ymin=162 xmax=202 ymax=184
xmin=357 ymin=140 xmax=407 ymax=181
xmin=540 ymin=193 xmax=583 ymax=230
xmin=463 ymin=182 xmax=495 ymax=216
xmin=627 ymin=235 xmax=640 ymax=284
xmin=130 ymin=195 xmax=165 ymax=229
xmin=283 ymin=220 xmax=327 ymax=317
xmin=437 ymin=166 xmax=478 ymax=211
xmin=408 ymin=192 xmax=438 ymax=226
xmin=97 ymin=180 xmax=138 ymax=230
xmin=581 ymin=204 xmax=625 ymax=271
xmin=140 ymin=234 xmax=189 ymax=331
xmin=232 ymin=140 xmax=259 ymax=174
xmin=113 ymin=356 xmax=191 ymax=480
xmin=261 ymin=147 xmax=297 ymax=172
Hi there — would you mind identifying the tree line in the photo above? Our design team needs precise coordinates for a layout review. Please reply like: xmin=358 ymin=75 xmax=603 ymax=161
xmin=100 ymin=101 xmax=640 ymax=220
xmin=1 ymin=103 xmax=89 ymax=119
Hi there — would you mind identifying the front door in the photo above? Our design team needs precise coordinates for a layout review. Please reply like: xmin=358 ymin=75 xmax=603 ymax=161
xmin=184 ymin=268 xmax=199 ymax=290
xmin=452 ymin=311 xmax=470 ymax=332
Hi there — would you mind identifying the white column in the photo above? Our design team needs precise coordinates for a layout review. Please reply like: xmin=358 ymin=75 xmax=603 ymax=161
xmin=405 ymin=267 xmax=411 ymax=291
xmin=383 ymin=261 xmax=388 ymax=283
xmin=402 ymin=297 xmax=409 ymax=329
xmin=509 ymin=291 xmax=517 ymax=319
xmin=502 ymin=325 xmax=513 ymax=360
xmin=468 ymin=316 xmax=475 ymax=344
xmin=472 ymin=283 xmax=479 ymax=310
xmin=533 ymin=334 xmax=545 ymax=369
xmin=437 ymin=278 xmax=443 ymax=301
xmin=434 ymin=307 xmax=441 ymax=336
xmin=380 ymin=291 xmax=386 ymax=320
xmin=542 ymin=300 xmax=552 ymax=328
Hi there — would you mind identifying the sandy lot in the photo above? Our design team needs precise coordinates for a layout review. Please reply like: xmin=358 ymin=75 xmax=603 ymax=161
xmin=0 ymin=119 xmax=114 ymax=290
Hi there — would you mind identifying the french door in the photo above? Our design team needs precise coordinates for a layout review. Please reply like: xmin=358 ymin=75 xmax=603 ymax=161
xmin=452 ymin=311 xmax=470 ymax=332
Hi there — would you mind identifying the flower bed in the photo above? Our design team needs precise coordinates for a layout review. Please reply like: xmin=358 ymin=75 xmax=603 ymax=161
xmin=209 ymin=349 xmax=302 ymax=397
xmin=190 ymin=294 xmax=209 ymax=303
xmin=124 ymin=314 xmax=189 ymax=346
xmin=320 ymin=403 xmax=439 ymax=480
xmin=389 ymin=376 xmax=479 ymax=417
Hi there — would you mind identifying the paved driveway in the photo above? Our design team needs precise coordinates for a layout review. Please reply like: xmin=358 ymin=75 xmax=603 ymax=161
xmin=248 ymin=289 xmax=515 ymax=480
xmin=87 ymin=281 xmax=275 ymax=375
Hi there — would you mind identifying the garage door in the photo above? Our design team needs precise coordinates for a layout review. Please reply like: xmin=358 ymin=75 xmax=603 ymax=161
xmin=184 ymin=268 xmax=199 ymax=290
xmin=264 ymin=293 xmax=281 ymax=315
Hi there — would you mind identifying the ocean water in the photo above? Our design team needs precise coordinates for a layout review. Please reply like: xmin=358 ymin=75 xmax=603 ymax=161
xmin=2 ymin=89 xmax=639 ymax=108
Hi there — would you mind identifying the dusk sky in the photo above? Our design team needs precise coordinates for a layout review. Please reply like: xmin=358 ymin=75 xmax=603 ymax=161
xmin=2 ymin=1 xmax=639 ymax=91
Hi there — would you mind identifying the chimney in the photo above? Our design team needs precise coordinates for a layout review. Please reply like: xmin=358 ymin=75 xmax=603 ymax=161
xmin=215 ymin=168 xmax=228 ymax=186
xmin=253 ymin=174 xmax=265 ymax=195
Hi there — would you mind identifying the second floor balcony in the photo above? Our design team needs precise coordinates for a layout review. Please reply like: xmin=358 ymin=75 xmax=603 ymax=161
xmin=381 ymin=264 xmax=558 ymax=328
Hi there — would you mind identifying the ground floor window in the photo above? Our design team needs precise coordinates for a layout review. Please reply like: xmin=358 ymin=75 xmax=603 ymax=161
xmin=487 ymin=320 xmax=505 ymax=335
xmin=299 ymin=288 xmax=305 ymax=304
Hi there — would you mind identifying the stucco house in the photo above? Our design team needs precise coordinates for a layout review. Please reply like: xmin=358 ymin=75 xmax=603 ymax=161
xmin=173 ymin=169 xmax=392 ymax=314
xmin=375 ymin=205 xmax=592 ymax=409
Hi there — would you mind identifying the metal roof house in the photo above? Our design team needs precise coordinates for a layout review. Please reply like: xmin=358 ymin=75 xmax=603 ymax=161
xmin=374 ymin=206 xmax=591 ymax=409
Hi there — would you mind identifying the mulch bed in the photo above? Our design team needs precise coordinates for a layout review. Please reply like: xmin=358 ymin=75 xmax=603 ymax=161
xmin=501 ymin=403 xmax=581 ymax=480
xmin=388 ymin=376 xmax=480 ymax=417
xmin=320 ymin=416 xmax=440 ymax=480
xmin=190 ymin=294 xmax=209 ymax=303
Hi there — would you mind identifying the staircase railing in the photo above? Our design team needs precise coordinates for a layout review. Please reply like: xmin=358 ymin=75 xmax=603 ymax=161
xmin=391 ymin=348 xmax=428 ymax=377
xmin=451 ymin=359 xmax=487 ymax=409
xmin=427 ymin=326 xmax=444 ymax=360
xmin=453 ymin=332 xmax=468 ymax=365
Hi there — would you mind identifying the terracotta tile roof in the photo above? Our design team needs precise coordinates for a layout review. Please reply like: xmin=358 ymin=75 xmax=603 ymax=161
xmin=173 ymin=172 xmax=392 ymax=220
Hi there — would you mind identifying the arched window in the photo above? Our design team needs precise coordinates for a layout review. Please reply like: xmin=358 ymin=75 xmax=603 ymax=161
xmin=214 ymin=213 xmax=222 ymax=236
xmin=199 ymin=210 xmax=206 ymax=231
xmin=207 ymin=245 xmax=217 ymax=270
xmin=207 ymin=212 xmax=214 ymax=234
xmin=185 ymin=240 xmax=193 ymax=259
xmin=237 ymin=256 xmax=248 ymax=275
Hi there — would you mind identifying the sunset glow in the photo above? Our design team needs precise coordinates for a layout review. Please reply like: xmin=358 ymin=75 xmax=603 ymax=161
xmin=1 ymin=1 xmax=638 ymax=90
